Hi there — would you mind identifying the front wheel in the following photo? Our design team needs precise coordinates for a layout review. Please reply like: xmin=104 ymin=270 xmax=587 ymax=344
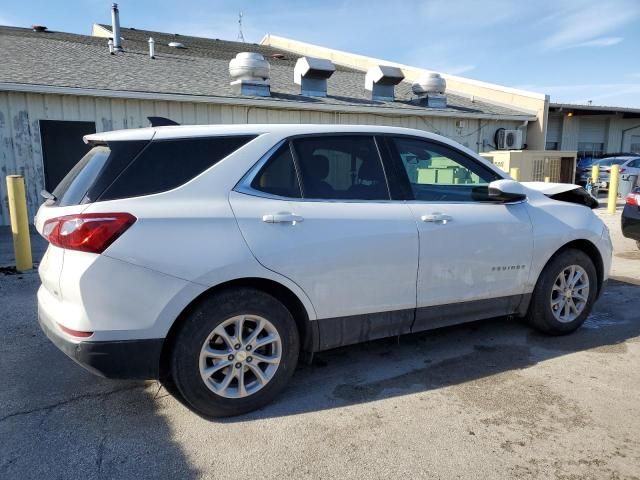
xmin=170 ymin=288 xmax=299 ymax=418
xmin=526 ymin=248 xmax=598 ymax=335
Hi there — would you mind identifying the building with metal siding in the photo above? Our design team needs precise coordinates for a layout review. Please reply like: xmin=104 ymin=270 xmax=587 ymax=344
xmin=0 ymin=23 xmax=537 ymax=225
xmin=548 ymin=103 xmax=640 ymax=160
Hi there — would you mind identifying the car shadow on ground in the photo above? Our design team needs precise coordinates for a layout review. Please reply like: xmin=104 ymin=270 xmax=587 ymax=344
xmin=0 ymin=273 xmax=200 ymax=480
xmin=218 ymin=279 xmax=640 ymax=423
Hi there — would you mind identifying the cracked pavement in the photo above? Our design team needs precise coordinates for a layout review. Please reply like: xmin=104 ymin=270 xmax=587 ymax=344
xmin=1 ymin=209 xmax=639 ymax=479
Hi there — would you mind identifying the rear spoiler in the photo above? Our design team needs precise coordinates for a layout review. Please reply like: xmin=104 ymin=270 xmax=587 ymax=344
xmin=83 ymin=118 xmax=179 ymax=144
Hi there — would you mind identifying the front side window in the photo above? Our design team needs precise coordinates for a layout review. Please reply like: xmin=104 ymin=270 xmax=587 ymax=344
xmin=392 ymin=137 xmax=501 ymax=202
xmin=291 ymin=136 xmax=389 ymax=200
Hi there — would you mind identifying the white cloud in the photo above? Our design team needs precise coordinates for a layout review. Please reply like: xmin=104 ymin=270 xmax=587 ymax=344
xmin=445 ymin=64 xmax=477 ymax=75
xmin=520 ymin=82 xmax=640 ymax=107
xmin=541 ymin=0 xmax=639 ymax=50
xmin=573 ymin=36 xmax=623 ymax=48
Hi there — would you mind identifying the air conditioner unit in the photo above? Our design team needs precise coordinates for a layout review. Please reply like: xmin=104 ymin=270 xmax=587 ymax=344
xmin=496 ymin=129 xmax=523 ymax=150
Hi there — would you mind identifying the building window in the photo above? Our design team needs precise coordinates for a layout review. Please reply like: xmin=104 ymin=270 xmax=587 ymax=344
xmin=577 ymin=142 xmax=604 ymax=160
xmin=545 ymin=141 xmax=559 ymax=151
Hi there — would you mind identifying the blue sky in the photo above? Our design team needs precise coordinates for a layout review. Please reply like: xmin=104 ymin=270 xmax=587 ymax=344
xmin=2 ymin=0 xmax=639 ymax=107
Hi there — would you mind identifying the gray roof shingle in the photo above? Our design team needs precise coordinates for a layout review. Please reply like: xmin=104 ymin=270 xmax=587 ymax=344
xmin=0 ymin=25 xmax=532 ymax=118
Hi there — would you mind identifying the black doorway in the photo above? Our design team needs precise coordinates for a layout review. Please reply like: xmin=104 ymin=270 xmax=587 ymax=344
xmin=40 ymin=120 xmax=97 ymax=191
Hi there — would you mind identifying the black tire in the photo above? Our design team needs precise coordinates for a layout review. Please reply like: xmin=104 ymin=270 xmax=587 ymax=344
xmin=170 ymin=288 xmax=300 ymax=418
xmin=526 ymin=248 xmax=598 ymax=335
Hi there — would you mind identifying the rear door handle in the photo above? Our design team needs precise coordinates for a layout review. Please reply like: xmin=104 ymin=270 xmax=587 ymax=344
xmin=262 ymin=213 xmax=304 ymax=224
xmin=421 ymin=213 xmax=453 ymax=224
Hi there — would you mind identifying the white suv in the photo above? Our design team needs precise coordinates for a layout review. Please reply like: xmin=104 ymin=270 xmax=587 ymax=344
xmin=36 ymin=124 xmax=612 ymax=417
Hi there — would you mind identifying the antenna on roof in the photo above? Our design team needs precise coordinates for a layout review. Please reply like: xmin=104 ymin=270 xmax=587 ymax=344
xmin=237 ymin=11 xmax=245 ymax=43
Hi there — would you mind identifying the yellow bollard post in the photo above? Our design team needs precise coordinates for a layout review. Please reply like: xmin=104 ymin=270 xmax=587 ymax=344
xmin=591 ymin=165 xmax=599 ymax=184
xmin=6 ymin=175 xmax=33 ymax=271
xmin=607 ymin=165 xmax=619 ymax=214
xmin=510 ymin=167 xmax=520 ymax=181
xmin=544 ymin=176 xmax=551 ymax=183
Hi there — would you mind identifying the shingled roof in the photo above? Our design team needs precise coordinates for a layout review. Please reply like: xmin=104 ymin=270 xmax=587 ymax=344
xmin=0 ymin=24 xmax=533 ymax=119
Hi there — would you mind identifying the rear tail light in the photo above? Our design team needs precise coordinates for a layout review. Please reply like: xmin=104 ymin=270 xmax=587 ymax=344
xmin=43 ymin=212 xmax=136 ymax=253
xmin=619 ymin=168 xmax=626 ymax=174
xmin=626 ymin=193 xmax=640 ymax=206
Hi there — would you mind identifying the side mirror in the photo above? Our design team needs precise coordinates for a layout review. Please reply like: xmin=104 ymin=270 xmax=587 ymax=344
xmin=487 ymin=179 xmax=527 ymax=203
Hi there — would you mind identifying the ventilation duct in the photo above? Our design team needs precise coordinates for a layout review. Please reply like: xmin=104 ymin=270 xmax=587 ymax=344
xmin=110 ymin=3 xmax=123 ymax=52
xmin=229 ymin=52 xmax=271 ymax=97
xmin=412 ymin=73 xmax=447 ymax=108
xmin=294 ymin=57 xmax=335 ymax=97
xmin=365 ymin=65 xmax=404 ymax=101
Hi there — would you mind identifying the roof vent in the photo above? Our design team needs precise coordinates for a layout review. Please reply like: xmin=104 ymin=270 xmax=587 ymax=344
xmin=168 ymin=41 xmax=186 ymax=49
xmin=31 ymin=25 xmax=47 ymax=32
xmin=229 ymin=52 xmax=271 ymax=97
xmin=294 ymin=57 xmax=335 ymax=97
xmin=412 ymin=73 xmax=447 ymax=108
xmin=110 ymin=3 xmax=123 ymax=52
xmin=365 ymin=65 xmax=404 ymax=101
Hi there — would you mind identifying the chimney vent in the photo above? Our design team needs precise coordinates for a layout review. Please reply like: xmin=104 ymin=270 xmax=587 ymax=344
xmin=365 ymin=65 xmax=404 ymax=101
xmin=148 ymin=37 xmax=155 ymax=59
xmin=229 ymin=52 xmax=271 ymax=97
xmin=294 ymin=57 xmax=335 ymax=97
xmin=111 ymin=3 xmax=123 ymax=52
xmin=412 ymin=73 xmax=447 ymax=108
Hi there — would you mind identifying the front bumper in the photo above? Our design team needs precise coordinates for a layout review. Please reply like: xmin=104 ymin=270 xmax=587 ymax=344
xmin=38 ymin=305 xmax=163 ymax=379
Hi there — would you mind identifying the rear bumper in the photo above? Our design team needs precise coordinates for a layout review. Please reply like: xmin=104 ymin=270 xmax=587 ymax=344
xmin=38 ymin=304 xmax=163 ymax=379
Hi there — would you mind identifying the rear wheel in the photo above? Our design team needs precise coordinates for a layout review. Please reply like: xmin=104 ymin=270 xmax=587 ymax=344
xmin=171 ymin=288 xmax=299 ymax=418
xmin=526 ymin=249 xmax=597 ymax=335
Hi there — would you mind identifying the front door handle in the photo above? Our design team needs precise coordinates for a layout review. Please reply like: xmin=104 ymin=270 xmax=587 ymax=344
xmin=421 ymin=213 xmax=453 ymax=224
xmin=262 ymin=212 xmax=304 ymax=224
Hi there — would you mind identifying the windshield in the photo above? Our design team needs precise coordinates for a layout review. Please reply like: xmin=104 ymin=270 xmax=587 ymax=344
xmin=593 ymin=158 xmax=627 ymax=166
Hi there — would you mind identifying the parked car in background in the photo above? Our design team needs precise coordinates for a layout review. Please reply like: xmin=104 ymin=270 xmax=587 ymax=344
xmin=622 ymin=187 xmax=640 ymax=250
xmin=576 ymin=155 xmax=640 ymax=189
xmin=35 ymin=124 xmax=612 ymax=418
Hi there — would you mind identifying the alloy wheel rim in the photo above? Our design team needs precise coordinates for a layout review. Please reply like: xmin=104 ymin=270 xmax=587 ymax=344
xmin=550 ymin=265 xmax=590 ymax=323
xmin=199 ymin=315 xmax=282 ymax=398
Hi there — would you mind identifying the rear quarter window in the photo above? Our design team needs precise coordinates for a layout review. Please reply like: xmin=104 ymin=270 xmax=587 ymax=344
xmin=99 ymin=136 xmax=256 ymax=201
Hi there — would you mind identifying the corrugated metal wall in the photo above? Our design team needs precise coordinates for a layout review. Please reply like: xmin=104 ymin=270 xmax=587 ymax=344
xmin=546 ymin=113 xmax=563 ymax=146
xmin=578 ymin=118 xmax=607 ymax=144
xmin=0 ymin=91 xmax=521 ymax=225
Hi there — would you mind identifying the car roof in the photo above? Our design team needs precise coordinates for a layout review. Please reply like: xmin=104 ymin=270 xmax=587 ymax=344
xmin=84 ymin=124 xmax=444 ymax=143
xmin=597 ymin=156 xmax=638 ymax=162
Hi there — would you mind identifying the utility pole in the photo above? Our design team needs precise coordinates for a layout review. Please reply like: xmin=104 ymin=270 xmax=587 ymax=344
xmin=237 ymin=12 xmax=245 ymax=43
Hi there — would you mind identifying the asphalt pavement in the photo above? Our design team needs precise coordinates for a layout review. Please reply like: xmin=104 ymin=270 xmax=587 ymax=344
xmin=1 ymin=208 xmax=639 ymax=479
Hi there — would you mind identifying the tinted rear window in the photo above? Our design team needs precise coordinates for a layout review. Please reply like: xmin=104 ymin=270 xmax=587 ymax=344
xmin=99 ymin=136 xmax=255 ymax=201
xmin=53 ymin=146 xmax=111 ymax=206
xmin=51 ymin=141 xmax=150 ymax=207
